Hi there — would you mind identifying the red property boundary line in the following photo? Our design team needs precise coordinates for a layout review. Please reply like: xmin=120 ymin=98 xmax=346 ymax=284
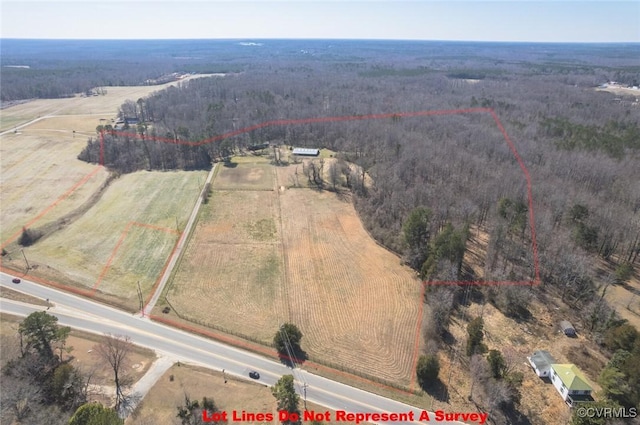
xmin=100 ymin=107 xmax=541 ymax=285
xmin=0 ymin=165 xmax=103 ymax=251
xmin=92 ymin=221 xmax=180 ymax=294
xmin=1 ymin=107 xmax=539 ymax=397
xmin=102 ymin=107 xmax=540 ymax=394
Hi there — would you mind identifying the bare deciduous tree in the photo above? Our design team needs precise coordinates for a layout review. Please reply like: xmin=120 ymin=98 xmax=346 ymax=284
xmin=469 ymin=353 xmax=489 ymax=401
xmin=328 ymin=161 xmax=340 ymax=190
xmin=94 ymin=334 xmax=133 ymax=410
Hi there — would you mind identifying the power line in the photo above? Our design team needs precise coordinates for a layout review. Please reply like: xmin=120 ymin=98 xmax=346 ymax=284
xmin=278 ymin=324 xmax=308 ymax=407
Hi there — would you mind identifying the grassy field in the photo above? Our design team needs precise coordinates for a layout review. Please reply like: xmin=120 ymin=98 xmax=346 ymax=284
xmin=0 ymin=126 xmax=111 ymax=246
xmin=0 ymin=74 xmax=221 ymax=132
xmin=167 ymin=161 xmax=422 ymax=386
xmin=278 ymin=187 xmax=421 ymax=385
xmin=604 ymin=273 xmax=640 ymax=330
xmin=1 ymin=76 xmax=218 ymax=251
xmin=212 ymin=162 xmax=275 ymax=191
xmin=2 ymin=170 xmax=206 ymax=309
xmin=439 ymin=295 xmax=607 ymax=425
xmin=167 ymin=189 xmax=287 ymax=342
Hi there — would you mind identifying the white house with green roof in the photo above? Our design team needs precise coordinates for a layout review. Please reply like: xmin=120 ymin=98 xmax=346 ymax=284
xmin=549 ymin=363 xmax=594 ymax=406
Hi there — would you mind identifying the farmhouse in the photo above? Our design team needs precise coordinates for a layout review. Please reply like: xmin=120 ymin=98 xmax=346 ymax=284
xmin=527 ymin=350 xmax=556 ymax=378
xmin=549 ymin=364 xmax=594 ymax=406
xmin=560 ymin=320 xmax=576 ymax=337
xmin=292 ymin=147 xmax=320 ymax=157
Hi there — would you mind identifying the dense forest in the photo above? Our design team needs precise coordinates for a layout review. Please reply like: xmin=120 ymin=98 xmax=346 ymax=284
xmin=3 ymin=39 xmax=639 ymax=102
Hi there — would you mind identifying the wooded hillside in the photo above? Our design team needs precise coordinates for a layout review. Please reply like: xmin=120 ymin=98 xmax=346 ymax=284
xmin=79 ymin=51 xmax=638 ymax=294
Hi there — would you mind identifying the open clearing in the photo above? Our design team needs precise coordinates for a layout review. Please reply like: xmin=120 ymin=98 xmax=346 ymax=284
xmin=604 ymin=274 xmax=640 ymax=330
xmin=0 ymin=125 xmax=110 ymax=246
xmin=437 ymin=292 xmax=610 ymax=425
xmin=127 ymin=363 xmax=348 ymax=425
xmin=0 ymin=74 xmax=221 ymax=132
xmin=1 ymin=75 xmax=218 ymax=268
xmin=279 ymin=187 xmax=421 ymax=385
xmin=166 ymin=189 xmax=286 ymax=342
xmin=168 ymin=161 xmax=421 ymax=386
xmin=2 ymin=170 xmax=205 ymax=310
xmin=212 ymin=162 xmax=275 ymax=191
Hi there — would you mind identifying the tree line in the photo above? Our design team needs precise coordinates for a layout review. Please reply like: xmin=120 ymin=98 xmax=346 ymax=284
xmin=1 ymin=312 xmax=135 ymax=424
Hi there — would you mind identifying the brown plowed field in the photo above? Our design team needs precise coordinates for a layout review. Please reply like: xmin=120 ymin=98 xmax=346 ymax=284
xmin=278 ymin=187 xmax=421 ymax=384
xmin=169 ymin=162 xmax=422 ymax=385
xmin=167 ymin=189 xmax=287 ymax=342
xmin=212 ymin=163 xmax=275 ymax=191
xmin=168 ymin=241 xmax=287 ymax=342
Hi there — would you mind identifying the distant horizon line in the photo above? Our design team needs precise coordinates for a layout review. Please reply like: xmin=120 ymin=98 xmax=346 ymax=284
xmin=2 ymin=37 xmax=639 ymax=45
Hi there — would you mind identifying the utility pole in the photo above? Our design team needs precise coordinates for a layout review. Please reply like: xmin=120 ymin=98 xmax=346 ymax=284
xmin=303 ymin=383 xmax=308 ymax=410
xmin=21 ymin=249 xmax=30 ymax=271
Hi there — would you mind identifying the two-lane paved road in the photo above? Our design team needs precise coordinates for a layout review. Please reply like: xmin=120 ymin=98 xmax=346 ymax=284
xmin=1 ymin=272 xmax=465 ymax=424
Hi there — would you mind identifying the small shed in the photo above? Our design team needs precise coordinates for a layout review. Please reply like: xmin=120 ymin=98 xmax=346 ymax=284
xmin=560 ymin=320 xmax=576 ymax=337
xmin=528 ymin=350 xmax=556 ymax=377
xmin=292 ymin=147 xmax=320 ymax=157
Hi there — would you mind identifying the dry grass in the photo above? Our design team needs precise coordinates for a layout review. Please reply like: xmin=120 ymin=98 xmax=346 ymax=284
xmin=127 ymin=363 xmax=348 ymax=425
xmin=1 ymin=79 xmax=215 ymax=309
xmin=2 ymin=170 xmax=206 ymax=309
xmin=279 ymin=188 xmax=421 ymax=385
xmin=1 ymin=75 xmax=219 ymax=245
xmin=0 ymin=127 xmax=111 ymax=245
xmin=212 ymin=162 xmax=275 ymax=191
xmin=463 ymin=225 xmax=489 ymax=279
xmin=97 ymin=223 xmax=180 ymax=297
xmin=199 ymin=190 xmax=280 ymax=244
xmin=603 ymin=268 xmax=640 ymax=330
xmin=0 ymin=74 xmax=221 ymax=132
xmin=440 ymin=296 xmax=607 ymax=425
xmin=168 ymin=242 xmax=285 ymax=342
xmin=168 ymin=161 xmax=421 ymax=386
xmin=167 ymin=189 xmax=286 ymax=342
xmin=0 ymin=286 xmax=49 ymax=306
xmin=595 ymin=86 xmax=640 ymax=97
xmin=66 ymin=330 xmax=157 ymax=390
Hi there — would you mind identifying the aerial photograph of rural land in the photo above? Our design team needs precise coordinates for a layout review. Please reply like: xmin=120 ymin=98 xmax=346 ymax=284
xmin=0 ymin=1 xmax=639 ymax=424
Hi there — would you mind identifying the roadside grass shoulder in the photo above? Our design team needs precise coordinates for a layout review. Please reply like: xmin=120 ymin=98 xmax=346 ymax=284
xmin=127 ymin=363 xmax=350 ymax=425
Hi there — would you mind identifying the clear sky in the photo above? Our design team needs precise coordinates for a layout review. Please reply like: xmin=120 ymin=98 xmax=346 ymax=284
xmin=1 ymin=0 xmax=638 ymax=43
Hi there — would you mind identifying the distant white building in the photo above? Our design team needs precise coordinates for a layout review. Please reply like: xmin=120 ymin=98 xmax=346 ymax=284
xmin=292 ymin=148 xmax=320 ymax=157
